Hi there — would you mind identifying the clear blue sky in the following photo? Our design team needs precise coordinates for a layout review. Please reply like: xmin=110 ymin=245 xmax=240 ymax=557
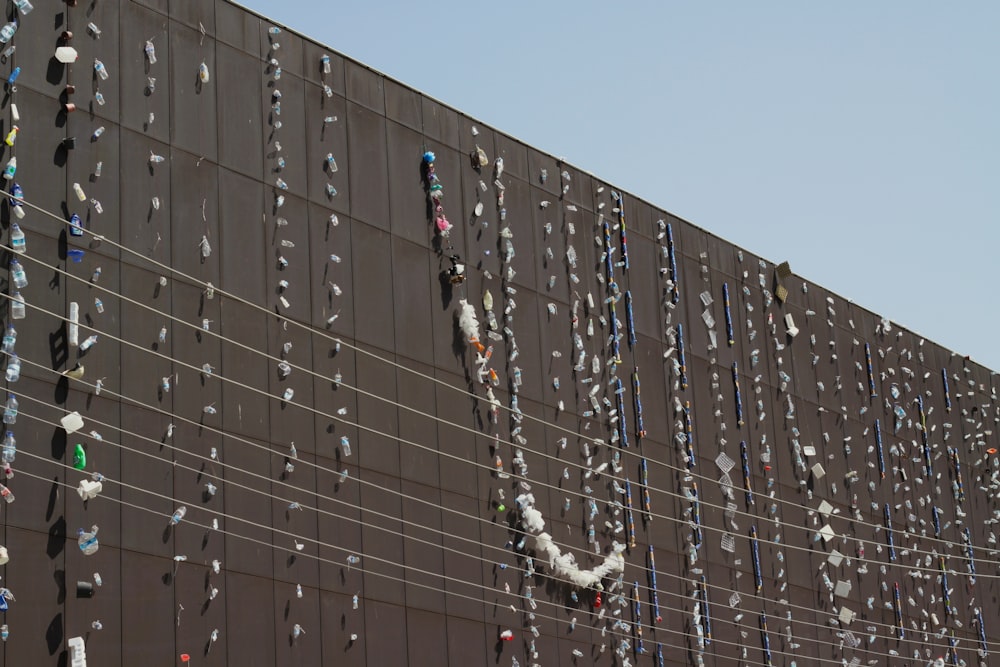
xmin=238 ymin=0 xmax=1000 ymax=371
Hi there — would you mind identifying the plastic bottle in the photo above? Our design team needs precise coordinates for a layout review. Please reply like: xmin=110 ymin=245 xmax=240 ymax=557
xmin=6 ymin=224 xmax=23 ymax=256
xmin=2 ymin=156 xmax=15 ymax=180
xmin=77 ymin=525 xmax=99 ymax=554
xmin=13 ymin=0 xmax=32 ymax=15
xmin=73 ymin=183 xmax=86 ymax=201
xmin=170 ymin=506 xmax=187 ymax=525
xmin=3 ymin=123 xmax=17 ymax=144
xmin=94 ymin=298 xmax=104 ymax=314
xmin=72 ymin=443 xmax=86 ymax=469
xmin=92 ymin=126 xmax=105 ymax=140
xmin=199 ymin=62 xmax=209 ymax=83
xmin=9 ymin=259 xmax=26 ymax=288
xmin=69 ymin=213 xmax=84 ymax=236
xmin=9 ymin=184 xmax=24 ymax=219
xmin=2 ymin=432 xmax=15 ymax=463
xmin=0 ymin=23 xmax=17 ymax=44
xmin=320 ymin=54 xmax=331 ymax=74
xmin=10 ymin=292 xmax=24 ymax=320
xmin=340 ymin=435 xmax=351 ymax=456
xmin=79 ymin=335 xmax=97 ymax=352
xmin=0 ymin=624 xmax=8 ymax=640
xmin=144 ymin=39 xmax=156 ymax=64
xmin=93 ymin=59 xmax=108 ymax=80
xmin=1 ymin=327 xmax=14 ymax=354
xmin=4 ymin=355 xmax=19 ymax=383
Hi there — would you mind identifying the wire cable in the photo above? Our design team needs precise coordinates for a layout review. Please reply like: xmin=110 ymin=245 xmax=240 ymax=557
xmin=7 ymin=238 xmax=996 ymax=572
xmin=3 ymin=288 xmax=993 ymax=585
xmin=13 ymin=452 xmax=984 ymax=666
xmin=9 ymin=197 xmax=1000 ymax=652
xmin=9 ymin=373 xmax=988 ymax=655
xmin=20 ymin=188 xmax=997 ymax=565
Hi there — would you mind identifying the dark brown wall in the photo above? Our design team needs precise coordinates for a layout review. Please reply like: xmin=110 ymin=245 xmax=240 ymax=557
xmin=0 ymin=1 xmax=997 ymax=665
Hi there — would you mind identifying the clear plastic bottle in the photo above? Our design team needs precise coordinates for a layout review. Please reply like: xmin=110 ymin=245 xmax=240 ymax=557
xmin=144 ymin=39 xmax=156 ymax=64
xmin=2 ymin=432 xmax=14 ymax=463
xmin=0 ymin=483 xmax=12 ymax=503
xmin=10 ymin=292 xmax=24 ymax=320
xmin=340 ymin=435 xmax=351 ymax=456
xmin=9 ymin=223 xmax=24 ymax=253
xmin=170 ymin=506 xmax=187 ymax=525
xmin=2 ymin=395 xmax=15 ymax=424
xmin=0 ymin=23 xmax=17 ymax=44
xmin=13 ymin=0 xmax=32 ymax=16
xmin=9 ymin=259 xmax=27 ymax=288
xmin=77 ymin=525 xmax=99 ymax=554
xmin=4 ymin=354 xmax=19 ymax=382
xmin=72 ymin=183 xmax=86 ymax=202
xmin=93 ymin=59 xmax=108 ymax=80
xmin=2 ymin=327 xmax=15 ymax=354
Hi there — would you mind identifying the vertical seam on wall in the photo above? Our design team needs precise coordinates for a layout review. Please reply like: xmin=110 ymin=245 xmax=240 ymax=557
xmin=116 ymin=4 xmax=126 ymax=661
xmin=302 ymin=41 xmax=326 ymax=667
xmin=208 ymin=2 xmax=234 ymax=663
xmin=342 ymin=64 xmax=369 ymax=659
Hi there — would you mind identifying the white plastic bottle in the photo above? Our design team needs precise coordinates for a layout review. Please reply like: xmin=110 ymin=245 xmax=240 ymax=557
xmin=9 ymin=223 xmax=24 ymax=253
xmin=9 ymin=292 xmax=24 ymax=320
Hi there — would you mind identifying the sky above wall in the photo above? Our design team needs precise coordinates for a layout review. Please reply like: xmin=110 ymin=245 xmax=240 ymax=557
xmin=237 ymin=0 xmax=1000 ymax=371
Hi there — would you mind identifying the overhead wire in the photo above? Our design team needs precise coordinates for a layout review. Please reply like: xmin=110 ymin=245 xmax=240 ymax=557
xmin=4 ymin=240 xmax=998 ymax=572
xmin=12 ymin=446 xmax=985 ymax=666
xmin=11 ymin=388 xmax=986 ymax=656
xmin=0 ymin=262 xmax=988 ymax=656
xmin=1 ymin=283 xmax=994 ymax=586
xmin=5 ymin=376 xmax=992 ymax=656
xmin=19 ymin=188 xmax=998 ymax=567
xmin=5 ymin=198 xmax=992 ymax=656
